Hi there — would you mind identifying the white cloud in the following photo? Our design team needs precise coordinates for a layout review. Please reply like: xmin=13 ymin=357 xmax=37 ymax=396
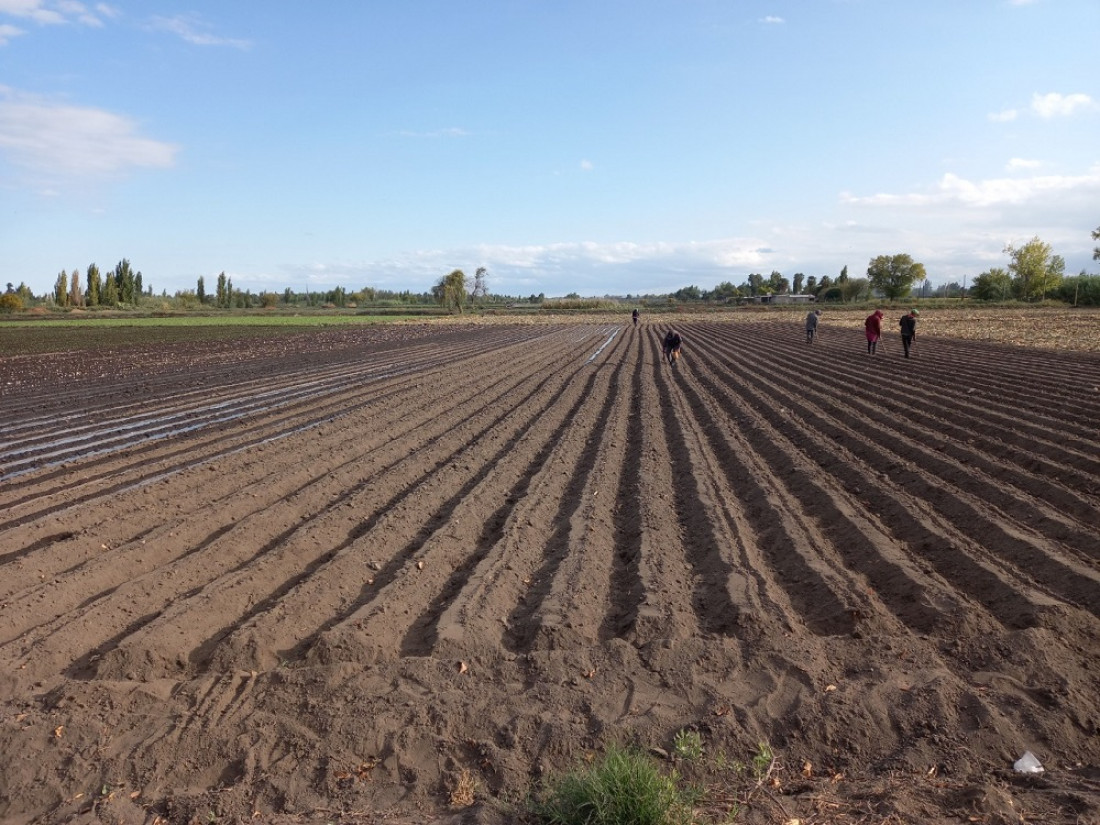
xmin=0 ymin=21 xmax=23 ymax=42
xmin=149 ymin=14 xmax=251 ymax=49
xmin=841 ymin=165 xmax=1100 ymax=209
xmin=0 ymin=0 xmax=111 ymax=27
xmin=760 ymin=15 xmax=785 ymax=24
xmin=0 ymin=90 xmax=178 ymax=179
xmin=265 ymin=237 xmax=779 ymax=297
xmin=1006 ymin=157 xmax=1041 ymax=170
xmin=397 ymin=127 xmax=469 ymax=139
xmin=1030 ymin=91 xmax=1095 ymax=118
xmin=579 ymin=159 xmax=593 ymax=171
xmin=991 ymin=92 xmax=1095 ymax=122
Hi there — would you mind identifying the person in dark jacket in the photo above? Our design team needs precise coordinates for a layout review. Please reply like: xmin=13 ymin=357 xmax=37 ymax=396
xmin=632 ymin=308 xmax=639 ymax=327
xmin=899 ymin=309 xmax=918 ymax=358
xmin=865 ymin=310 xmax=884 ymax=354
xmin=805 ymin=309 xmax=821 ymax=343
xmin=663 ymin=329 xmax=682 ymax=364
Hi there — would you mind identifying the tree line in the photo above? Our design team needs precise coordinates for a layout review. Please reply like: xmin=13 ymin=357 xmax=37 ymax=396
xmin=3 ymin=227 xmax=1098 ymax=314
xmin=668 ymin=232 xmax=1100 ymax=307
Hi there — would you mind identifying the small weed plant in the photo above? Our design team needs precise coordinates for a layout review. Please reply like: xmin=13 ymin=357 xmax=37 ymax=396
xmin=750 ymin=742 xmax=773 ymax=779
xmin=530 ymin=738 xmax=778 ymax=825
xmin=531 ymin=743 xmax=696 ymax=825
xmin=673 ymin=729 xmax=704 ymax=762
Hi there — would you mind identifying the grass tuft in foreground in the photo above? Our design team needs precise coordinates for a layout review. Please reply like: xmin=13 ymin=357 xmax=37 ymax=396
xmin=530 ymin=743 xmax=698 ymax=825
xmin=526 ymin=737 xmax=781 ymax=825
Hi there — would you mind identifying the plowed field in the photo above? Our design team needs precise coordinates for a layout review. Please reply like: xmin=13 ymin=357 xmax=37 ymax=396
xmin=1 ymin=314 xmax=1099 ymax=825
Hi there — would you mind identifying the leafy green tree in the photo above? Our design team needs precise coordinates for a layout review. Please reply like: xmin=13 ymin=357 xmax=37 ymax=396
xmin=196 ymin=276 xmax=206 ymax=305
xmin=792 ymin=273 xmax=805 ymax=294
xmin=1005 ymin=236 xmax=1063 ymax=301
xmin=837 ymin=265 xmax=849 ymax=284
xmin=1093 ymin=225 xmax=1100 ymax=261
xmin=433 ymin=269 xmax=466 ymax=313
xmin=805 ymin=275 xmax=818 ymax=294
xmin=745 ymin=272 xmax=764 ymax=296
xmin=1059 ymin=273 xmax=1100 ymax=306
xmin=86 ymin=263 xmax=101 ymax=306
xmin=673 ymin=285 xmax=702 ymax=301
xmin=1 ymin=284 xmax=23 ymax=312
xmin=971 ymin=267 xmax=1012 ymax=301
xmin=840 ymin=277 xmax=871 ymax=302
xmin=710 ymin=281 xmax=740 ymax=301
xmin=866 ymin=253 xmax=927 ymax=300
xmin=766 ymin=271 xmax=790 ymax=294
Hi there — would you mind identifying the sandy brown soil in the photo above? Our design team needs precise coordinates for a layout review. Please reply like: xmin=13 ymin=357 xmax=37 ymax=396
xmin=1 ymin=314 xmax=1099 ymax=825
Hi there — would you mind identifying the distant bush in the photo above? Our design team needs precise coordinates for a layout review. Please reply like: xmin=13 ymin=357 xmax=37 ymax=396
xmin=1058 ymin=274 xmax=1100 ymax=306
xmin=542 ymin=298 xmax=622 ymax=311
xmin=0 ymin=292 xmax=24 ymax=312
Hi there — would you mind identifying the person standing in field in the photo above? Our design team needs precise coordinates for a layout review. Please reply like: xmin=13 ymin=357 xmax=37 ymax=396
xmin=899 ymin=309 xmax=918 ymax=358
xmin=632 ymin=308 xmax=639 ymax=327
xmin=663 ymin=329 xmax=682 ymax=364
xmin=805 ymin=309 xmax=822 ymax=343
xmin=865 ymin=310 xmax=884 ymax=354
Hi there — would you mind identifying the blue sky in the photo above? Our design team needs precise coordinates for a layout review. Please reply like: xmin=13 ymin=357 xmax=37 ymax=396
xmin=2 ymin=1 xmax=1098 ymax=299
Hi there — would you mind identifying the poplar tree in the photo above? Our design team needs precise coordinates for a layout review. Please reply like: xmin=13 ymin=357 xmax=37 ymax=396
xmin=86 ymin=263 xmax=101 ymax=306
xmin=53 ymin=271 xmax=69 ymax=305
xmin=68 ymin=269 xmax=82 ymax=307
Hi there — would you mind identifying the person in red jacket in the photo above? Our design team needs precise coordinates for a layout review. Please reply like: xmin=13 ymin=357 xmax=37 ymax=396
xmin=865 ymin=310 xmax=884 ymax=354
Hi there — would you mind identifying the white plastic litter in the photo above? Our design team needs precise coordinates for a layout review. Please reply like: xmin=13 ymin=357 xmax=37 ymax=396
xmin=1013 ymin=751 xmax=1044 ymax=773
